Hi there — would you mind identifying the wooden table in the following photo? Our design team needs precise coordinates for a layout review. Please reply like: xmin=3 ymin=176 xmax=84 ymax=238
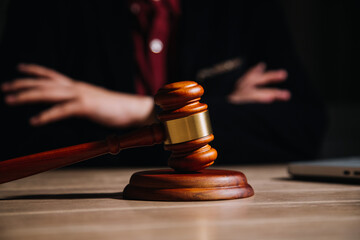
xmin=0 ymin=165 xmax=359 ymax=240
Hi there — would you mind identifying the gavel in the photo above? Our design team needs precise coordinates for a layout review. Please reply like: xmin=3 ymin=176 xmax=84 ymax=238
xmin=0 ymin=81 xmax=253 ymax=201
xmin=0 ymin=81 xmax=216 ymax=184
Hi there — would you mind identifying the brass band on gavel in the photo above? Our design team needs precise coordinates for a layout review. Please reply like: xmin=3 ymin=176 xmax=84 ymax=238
xmin=162 ymin=110 xmax=213 ymax=145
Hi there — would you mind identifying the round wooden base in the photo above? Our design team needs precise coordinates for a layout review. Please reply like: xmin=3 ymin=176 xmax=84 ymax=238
xmin=123 ymin=169 xmax=254 ymax=201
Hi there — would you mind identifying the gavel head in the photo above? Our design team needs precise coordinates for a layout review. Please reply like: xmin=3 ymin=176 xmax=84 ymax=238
xmin=154 ymin=81 xmax=217 ymax=172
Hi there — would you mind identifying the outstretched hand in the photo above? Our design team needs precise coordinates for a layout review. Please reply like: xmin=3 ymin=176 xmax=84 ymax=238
xmin=228 ymin=62 xmax=291 ymax=104
xmin=2 ymin=64 xmax=154 ymax=127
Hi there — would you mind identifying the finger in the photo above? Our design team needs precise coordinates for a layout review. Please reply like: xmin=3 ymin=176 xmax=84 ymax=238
xmin=251 ymin=62 xmax=266 ymax=73
xmin=228 ymin=88 xmax=291 ymax=104
xmin=256 ymin=70 xmax=288 ymax=85
xmin=244 ymin=62 xmax=266 ymax=77
xmin=1 ymin=78 xmax=52 ymax=92
xmin=30 ymin=102 xmax=79 ymax=126
xmin=5 ymin=87 xmax=75 ymax=105
xmin=235 ymin=62 xmax=266 ymax=87
xmin=18 ymin=63 xmax=66 ymax=80
xmin=252 ymin=88 xmax=291 ymax=103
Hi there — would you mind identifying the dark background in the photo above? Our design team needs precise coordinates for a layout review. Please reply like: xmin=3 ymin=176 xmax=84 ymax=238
xmin=278 ymin=0 xmax=360 ymax=158
xmin=0 ymin=0 xmax=359 ymax=159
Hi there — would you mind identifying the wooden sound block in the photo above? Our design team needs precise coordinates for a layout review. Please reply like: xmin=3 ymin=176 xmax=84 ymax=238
xmin=123 ymin=169 xmax=254 ymax=201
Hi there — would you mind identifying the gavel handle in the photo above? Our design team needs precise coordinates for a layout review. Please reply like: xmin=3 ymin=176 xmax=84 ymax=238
xmin=0 ymin=124 xmax=165 ymax=184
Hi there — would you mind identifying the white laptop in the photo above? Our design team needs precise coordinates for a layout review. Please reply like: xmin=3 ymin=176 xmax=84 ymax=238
xmin=288 ymin=156 xmax=360 ymax=183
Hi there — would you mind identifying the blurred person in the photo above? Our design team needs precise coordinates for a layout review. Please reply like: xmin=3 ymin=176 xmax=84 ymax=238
xmin=0 ymin=0 xmax=327 ymax=166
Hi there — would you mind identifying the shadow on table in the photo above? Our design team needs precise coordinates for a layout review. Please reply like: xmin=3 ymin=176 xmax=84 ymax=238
xmin=0 ymin=192 xmax=124 ymax=200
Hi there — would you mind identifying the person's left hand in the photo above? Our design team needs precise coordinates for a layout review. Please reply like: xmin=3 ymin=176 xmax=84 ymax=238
xmin=1 ymin=63 xmax=155 ymax=127
xmin=228 ymin=62 xmax=291 ymax=104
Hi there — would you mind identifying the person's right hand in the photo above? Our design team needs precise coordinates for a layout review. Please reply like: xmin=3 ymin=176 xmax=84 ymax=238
xmin=228 ymin=62 xmax=291 ymax=104
xmin=2 ymin=63 xmax=155 ymax=127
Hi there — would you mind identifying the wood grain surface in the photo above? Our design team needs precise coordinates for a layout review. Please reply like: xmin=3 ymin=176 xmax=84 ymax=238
xmin=0 ymin=165 xmax=359 ymax=240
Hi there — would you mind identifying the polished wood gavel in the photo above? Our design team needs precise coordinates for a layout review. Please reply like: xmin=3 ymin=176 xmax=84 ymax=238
xmin=0 ymin=81 xmax=217 ymax=184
